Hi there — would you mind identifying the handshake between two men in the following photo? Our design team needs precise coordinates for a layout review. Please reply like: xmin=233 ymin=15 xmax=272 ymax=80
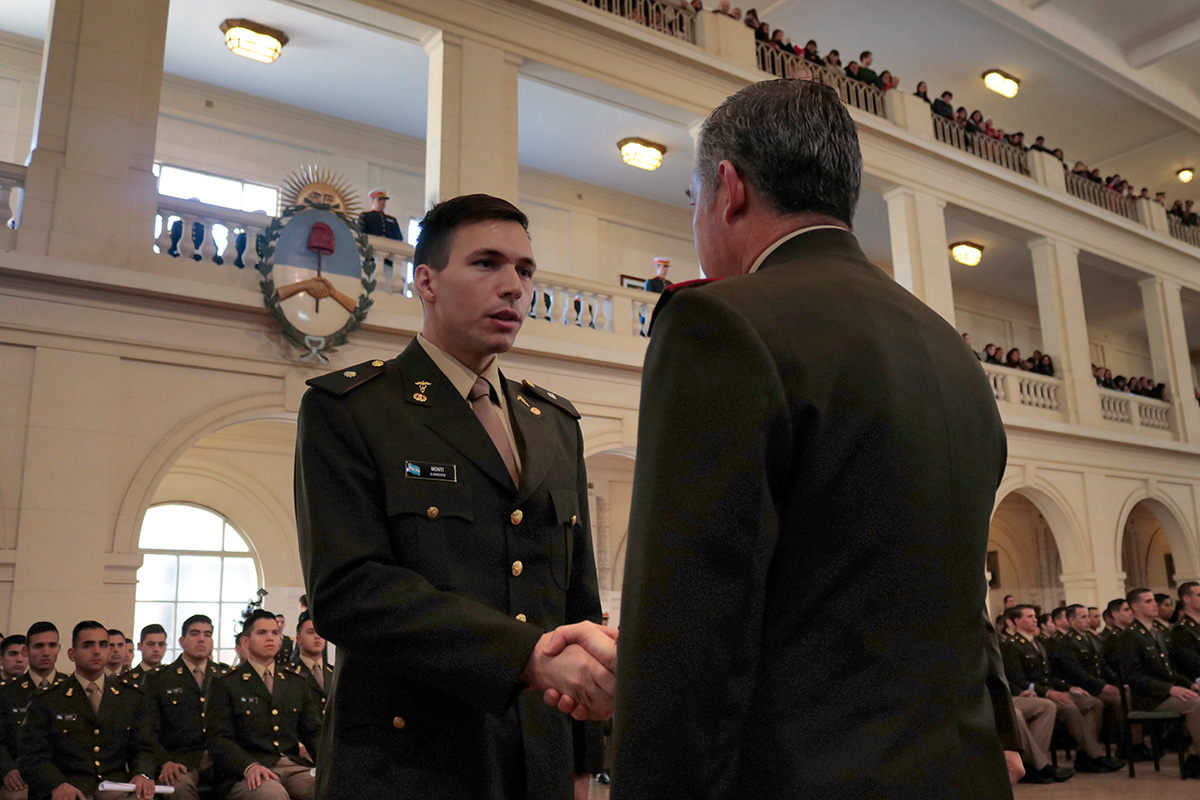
xmin=522 ymin=621 xmax=619 ymax=721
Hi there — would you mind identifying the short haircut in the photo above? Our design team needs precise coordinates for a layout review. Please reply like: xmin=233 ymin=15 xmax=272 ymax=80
xmin=1154 ymin=593 xmax=1171 ymax=605
xmin=241 ymin=609 xmax=278 ymax=637
xmin=274 ymin=614 xmax=285 ymax=621
xmin=413 ymin=194 xmax=529 ymax=273
xmin=297 ymin=611 xmax=313 ymax=634
xmin=106 ymin=629 xmax=126 ymax=643
xmin=1126 ymin=587 xmax=1152 ymax=606
xmin=860 ymin=50 xmax=871 ymax=60
xmin=1065 ymin=604 xmax=1087 ymax=620
xmin=695 ymin=80 xmax=861 ymax=226
xmin=299 ymin=594 xmax=308 ymax=607
xmin=1106 ymin=598 xmax=1128 ymax=616
xmin=140 ymin=624 xmax=166 ymax=642
xmin=1050 ymin=607 xmax=1067 ymax=622
xmin=181 ymin=614 xmax=213 ymax=637
xmin=0 ymin=634 xmax=25 ymax=654
xmin=73 ymin=620 xmax=108 ymax=647
xmin=1087 ymin=606 xmax=1098 ymax=612
xmin=941 ymin=91 xmax=952 ymax=98
xmin=1037 ymin=613 xmax=1051 ymax=627
xmin=1002 ymin=595 xmax=1014 ymax=603
xmin=1006 ymin=604 xmax=1034 ymax=623
xmin=1179 ymin=581 xmax=1200 ymax=602
xmin=26 ymin=621 xmax=58 ymax=641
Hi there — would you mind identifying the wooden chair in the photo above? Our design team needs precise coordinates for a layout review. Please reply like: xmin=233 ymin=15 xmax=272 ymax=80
xmin=1115 ymin=669 xmax=1186 ymax=779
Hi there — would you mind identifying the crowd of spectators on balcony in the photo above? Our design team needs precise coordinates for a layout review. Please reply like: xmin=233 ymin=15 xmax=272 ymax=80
xmin=1093 ymin=365 xmax=1166 ymax=399
xmin=966 ymin=335 xmax=1057 ymax=376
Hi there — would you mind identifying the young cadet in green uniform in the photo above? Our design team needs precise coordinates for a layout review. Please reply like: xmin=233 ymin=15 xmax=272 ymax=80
xmin=143 ymin=614 xmax=232 ymax=800
xmin=295 ymin=194 xmax=614 ymax=800
xmin=287 ymin=614 xmax=331 ymax=712
xmin=0 ymin=623 xmax=69 ymax=800
xmin=1170 ymin=581 xmax=1200 ymax=679
xmin=17 ymin=621 xmax=156 ymax=800
xmin=119 ymin=626 xmax=169 ymax=691
xmin=206 ymin=611 xmax=321 ymax=800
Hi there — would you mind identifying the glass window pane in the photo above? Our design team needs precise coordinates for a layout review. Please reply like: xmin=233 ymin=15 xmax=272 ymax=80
xmin=222 ymin=558 xmax=258 ymax=602
xmin=158 ymin=165 xmax=242 ymax=209
xmin=216 ymin=648 xmax=237 ymax=667
xmin=242 ymin=184 xmax=278 ymax=215
xmin=134 ymin=602 xmax=176 ymax=648
xmin=407 ymin=218 xmax=420 ymax=244
xmin=135 ymin=554 xmax=177 ymax=601
xmin=223 ymin=524 xmax=250 ymax=553
xmin=219 ymin=602 xmax=251 ymax=653
xmin=141 ymin=505 xmax=224 ymax=551
xmin=177 ymin=556 xmax=222 ymax=601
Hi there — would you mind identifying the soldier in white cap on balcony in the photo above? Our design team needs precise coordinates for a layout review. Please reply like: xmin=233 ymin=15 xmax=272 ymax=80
xmin=358 ymin=189 xmax=403 ymax=240
xmin=643 ymin=257 xmax=672 ymax=293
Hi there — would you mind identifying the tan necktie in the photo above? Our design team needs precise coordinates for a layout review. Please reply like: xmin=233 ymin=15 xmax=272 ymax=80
xmin=38 ymin=679 xmax=49 ymax=690
xmin=311 ymin=662 xmax=324 ymax=691
xmin=262 ymin=668 xmax=273 ymax=695
xmin=193 ymin=666 xmax=205 ymax=689
xmin=469 ymin=377 xmax=519 ymax=486
xmin=86 ymin=682 xmax=101 ymax=713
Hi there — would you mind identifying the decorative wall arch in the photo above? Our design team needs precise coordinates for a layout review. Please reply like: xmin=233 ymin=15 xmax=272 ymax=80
xmin=1113 ymin=488 xmax=1199 ymax=584
xmin=113 ymin=392 xmax=294 ymax=555
xmin=993 ymin=475 xmax=1091 ymax=577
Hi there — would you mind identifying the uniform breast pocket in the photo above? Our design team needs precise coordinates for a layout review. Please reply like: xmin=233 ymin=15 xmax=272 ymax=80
xmin=385 ymin=478 xmax=474 ymax=584
xmin=550 ymin=491 xmax=580 ymax=591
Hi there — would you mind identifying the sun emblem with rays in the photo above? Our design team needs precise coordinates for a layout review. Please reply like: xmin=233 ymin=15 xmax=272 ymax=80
xmin=279 ymin=165 xmax=363 ymax=218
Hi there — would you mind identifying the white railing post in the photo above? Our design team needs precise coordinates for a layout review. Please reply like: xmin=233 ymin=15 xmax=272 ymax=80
xmin=153 ymin=214 xmax=174 ymax=255
xmin=609 ymin=295 xmax=633 ymax=337
xmin=219 ymin=226 xmax=239 ymax=265
xmin=198 ymin=219 xmax=217 ymax=263
xmin=241 ymin=226 xmax=261 ymax=270
xmin=177 ymin=214 xmax=197 ymax=260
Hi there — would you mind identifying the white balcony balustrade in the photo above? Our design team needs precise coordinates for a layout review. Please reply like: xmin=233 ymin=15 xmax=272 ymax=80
xmin=983 ymin=363 xmax=1067 ymax=422
xmin=931 ymin=115 xmax=1029 ymax=177
xmin=1064 ymin=171 xmax=1139 ymax=222
xmin=577 ymin=0 xmax=697 ymax=43
xmin=755 ymin=42 xmax=886 ymax=118
xmin=1168 ymin=216 xmax=1200 ymax=249
xmin=0 ymin=161 xmax=25 ymax=251
xmin=154 ymin=197 xmax=270 ymax=270
xmin=1099 ymin=388 xmax=1174 ymax=439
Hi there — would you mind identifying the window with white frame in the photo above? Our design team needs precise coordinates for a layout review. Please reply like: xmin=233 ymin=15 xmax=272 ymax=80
xmin=152 ymin=164 xmax=279 ymax=257
xmin=134 ymin=504 xmax=263 ymax=667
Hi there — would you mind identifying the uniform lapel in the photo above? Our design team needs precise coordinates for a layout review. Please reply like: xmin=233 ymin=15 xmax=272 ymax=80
xmin=397 ymin=342 xmax=515 ymax=491
xmin=65 ymin=675 xmax=99 ymax=723
xmin=504 ymin=377 xmax=553 ymax=502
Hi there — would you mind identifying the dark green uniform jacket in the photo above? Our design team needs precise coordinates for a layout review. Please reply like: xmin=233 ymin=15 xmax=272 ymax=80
xmin=144 ymin=657 xmax=232 ymax=772
xmin=206 ymin=661 xmax=321 ymax=785
xmin=613 ymin=229 xmax=1011 ymax=799
xmin=0 ymin=673 xmax=68 ymax=779
xmin=1110 ymin=619 xmax=1194 ymax=711
xmin=1049 ymin=630 xmax=1116 ymax=695
xmin=295 ymin=340 xmax=602 ymax=800
xmin=1169 ymin=614 xmax=1200 ymax=680
xmin=17 ymin=675 xmax=155 ymax=800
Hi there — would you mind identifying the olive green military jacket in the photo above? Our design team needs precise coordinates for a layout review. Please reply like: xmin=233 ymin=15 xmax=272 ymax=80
xmin=17 ymin=675 xmax=155 ymax=800
xmin=144 ymin=656 xmax=232 ymax=771
xmin=0 ymin=672 xmax=68 ymax=777
xmin=295 ymin=340 xmax=602 ymax=800
xmin=1110 ymin=619 xmax=1194 ymax=710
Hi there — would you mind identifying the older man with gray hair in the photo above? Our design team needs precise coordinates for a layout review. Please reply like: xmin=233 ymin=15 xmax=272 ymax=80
xmin=610 ymin=80 xmax=1015 ymax=797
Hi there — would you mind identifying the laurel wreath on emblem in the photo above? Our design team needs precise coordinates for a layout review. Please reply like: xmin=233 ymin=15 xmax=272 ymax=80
xmin=255 ymin=203 xmax=377 ymax=361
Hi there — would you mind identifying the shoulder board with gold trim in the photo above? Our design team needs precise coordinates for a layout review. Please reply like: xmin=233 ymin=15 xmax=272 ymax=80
xmin=306 ymin=359 xmax=390 ymax=396
xmin=521 ymin=380 xmax=580 ymax=419
xmin=648 ymin=278 xmax=718 ymax=336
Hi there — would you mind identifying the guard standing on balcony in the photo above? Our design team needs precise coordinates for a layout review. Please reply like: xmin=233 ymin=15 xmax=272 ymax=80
xmin=357 ymin=189 xmax=403 ymax=240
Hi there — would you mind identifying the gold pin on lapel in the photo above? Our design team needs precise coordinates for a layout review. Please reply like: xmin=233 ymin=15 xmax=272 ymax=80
xmin=66 ymin=687 xmax=73 ymax=697
xmin=372 ymin=360 xmax=385 ymax=367
xmin=242 ymin=673 xmax=250 ymax=680
xmin=517 ymin=396 xmax=530 ymax=407
xmin=177 ymin=667 xmax=184 ymax=675
xmin=413 ymin=381 xmax=431 ymax=403
xmin=530 ymin=407 xmax=542 ymax=416
xmin=344 ymin=371 xmax=357 ymax=378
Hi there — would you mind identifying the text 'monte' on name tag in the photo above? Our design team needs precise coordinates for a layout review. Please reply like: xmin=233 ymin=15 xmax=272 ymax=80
xmin=405 ymin=461 xmax=458 ymax=482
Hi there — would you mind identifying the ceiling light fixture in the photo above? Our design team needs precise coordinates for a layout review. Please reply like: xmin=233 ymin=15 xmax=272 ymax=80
xmin=982 ymin=69 xmax=1020 ymax=99
xmin=618 ymin=138 xmax=666 ymax=171
xmin=220 ymin=19 xmax=288 ymax=64
xmin=950 ymin=242 xmax=984 ymax=266
xmin=1179 ymin=168 xmax=1195 ymax=184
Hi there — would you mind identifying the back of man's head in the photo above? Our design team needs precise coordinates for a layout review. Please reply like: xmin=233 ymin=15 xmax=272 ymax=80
xmin=413 ymin=194 xmax=529 ymax=273
xmin=694 ymin=80 xmax=861 ymax=227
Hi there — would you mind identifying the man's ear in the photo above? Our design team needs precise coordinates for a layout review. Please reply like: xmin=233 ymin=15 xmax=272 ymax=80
xmin=717 ymin=160 xmax=746 ymax=225
xmin=413 ymin=263 xmax=437 ymax=303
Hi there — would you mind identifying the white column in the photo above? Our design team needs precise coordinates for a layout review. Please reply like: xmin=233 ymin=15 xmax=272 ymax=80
xmin=1029 ymin=238 xmax=1103 ymax=427
xmin=423 ymin=31 xmax=520 ymax=208
xmin=1139 ymin=276 xmax=1200 ymax=441
xmin=883 ymin=186 xmax=955 ymax=326
xmin=17 ymin=0 xmax=168 ymax=267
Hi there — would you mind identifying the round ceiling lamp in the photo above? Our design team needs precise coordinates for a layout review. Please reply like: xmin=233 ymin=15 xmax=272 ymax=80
xmin=220 ymin=19 xmax=289 ymax=64
xmin=950 ymin=242 xmax=984 ymax=266
xmin=1178 ymin=168 xmax=1195 ymax=184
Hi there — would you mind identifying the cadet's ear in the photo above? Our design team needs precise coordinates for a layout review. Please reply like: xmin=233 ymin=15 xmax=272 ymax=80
xmin=413 ymin=263 xmax=437 ymax=304
xmin=717 ymin=160 xmax=747 ymax=224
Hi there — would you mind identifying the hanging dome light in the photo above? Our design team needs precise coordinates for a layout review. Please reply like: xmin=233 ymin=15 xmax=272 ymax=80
xmin=220 ymin=19 xmax=289 ymax=64
xmin=618 ymin=138 xmax=667 ymax=171
xmin=950 ymin=241 xmax=984 ymax=266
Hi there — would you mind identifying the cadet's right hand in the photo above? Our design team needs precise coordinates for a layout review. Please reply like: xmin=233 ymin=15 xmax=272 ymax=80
xmin=160 ymin=760 xmax=188 ymax=785
xmin=50 ymin=782 xmax=86 ymax=800
xmin=1170 ymin=685 xmax=1199 ymax=701
xmin=1046 ymin=689 xmax=1074 ymax=705
xmin=523 ymin=631 xmax=616 ymax=721
xmin=244 ymin=763 xmax=279 ymax=790
xmin=2 ymin=769 xmax=25 ymax=791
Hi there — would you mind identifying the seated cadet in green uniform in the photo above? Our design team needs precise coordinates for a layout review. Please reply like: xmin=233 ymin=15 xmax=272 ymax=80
xmin=143 ymin=614 xmax=232 ymax=800
xmin=207 ymin=611 xmax=322 ymax=800
xmin=119 ymin=626 xmax=168 ymax=691
xmin=17 ymin=620 xmax=156 ymax=800
xmin=1170 ymin=582 xmax=1200 ymax=680
xmin=0 ymin=623 xmax=68 ymax=800
xmin=288 ymin=614 xmax=331 ymax=713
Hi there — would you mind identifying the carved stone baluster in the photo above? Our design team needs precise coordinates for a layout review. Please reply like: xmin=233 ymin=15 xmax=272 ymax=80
xmin=557 ymin=286 xmax=573 ymax=325
xmin=178 ymin=215 xmax=198 ymax=260
xmin=153 ymin=213 xmax=174 ymax=256
xmin=594 ymin=294 xmax=610 ymax=332
xmin=241 ymin=226 xmax=261 ymax=270
xmin=197 ymin=219 xmax=217 ymax=263
xmin=220 ymin=225 xmax=240 ymax=266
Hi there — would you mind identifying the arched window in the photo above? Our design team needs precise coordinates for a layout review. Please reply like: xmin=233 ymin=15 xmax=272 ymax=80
xmin=134 ymin=503 xmax=263 ymax=667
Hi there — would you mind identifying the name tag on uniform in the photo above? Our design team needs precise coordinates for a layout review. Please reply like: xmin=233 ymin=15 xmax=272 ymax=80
xmin=56 ymin=714 xmax=77 ymax=721
xmin=405 ymin=461 xmax=457 ymax=482
xmin=166 ymin=687 xmax=183 ymax=695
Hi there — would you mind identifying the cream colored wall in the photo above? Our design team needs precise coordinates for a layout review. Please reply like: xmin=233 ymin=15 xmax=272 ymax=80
xmin=987 ymin=492 xmax=1064 ymax=613
xmin=0 ymin=33 xmax=39 ymax=165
